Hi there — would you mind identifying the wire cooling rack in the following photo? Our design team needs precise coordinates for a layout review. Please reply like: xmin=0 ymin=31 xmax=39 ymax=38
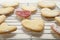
xmin=0 ymin=1 xmax=60 ymax=40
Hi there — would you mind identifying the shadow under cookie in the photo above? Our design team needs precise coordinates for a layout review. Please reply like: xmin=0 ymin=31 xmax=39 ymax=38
xmin=22 ymin=27 xmax=43 ymax=37
xmin=41 ymin=15 xmax=54 ymax=21
xmin=0 ymin=33 xmax=16 ymax=38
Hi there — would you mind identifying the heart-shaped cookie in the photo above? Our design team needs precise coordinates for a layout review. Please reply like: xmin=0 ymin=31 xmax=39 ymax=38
xmin=21 ymin=5 xmax=37 ymax=13
xmin=16 ymin=10 xmax=31 ymax=20
xmin=22 ymin=19 xmax=44 ymax=32
xmin=38 ymin=1 xmax=56 ymax=8
xmin=55 ymin=17 xmax=60 ymax=24
xmin=0 ymin=15 xmax=6 ymax=23
xmin=0 ymin=7 xmax=14 ymax=15
xmin=41 ymin=8 xmax=60 ymax=18
xmin=1 ymin=0 xmax=19 ymax=8
xmin=0 ymin=23 xmax=17 ymax=34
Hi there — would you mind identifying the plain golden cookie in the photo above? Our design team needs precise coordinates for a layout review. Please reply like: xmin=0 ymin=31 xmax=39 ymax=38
xmin=21 ymin=5 xmax=37 ymax=13
xmin=0 ymin=23 xmax=17 ymax=34
xmin=55 ymin=17 xmax=60 ymax=24
xmin=41 ymin=8 xmax=60 ymax=18
xmin=1 ymin=1 xmax=19 ymax=8
xmin=22 ymin=19 xmax=44 ymax=32
xmin=38 ymin=1 xmax=56 ymax=8
xmin=0 ymin=7 xmax=14 ymax=15
xmin=0 ymin=15 xmax=6 ymax=23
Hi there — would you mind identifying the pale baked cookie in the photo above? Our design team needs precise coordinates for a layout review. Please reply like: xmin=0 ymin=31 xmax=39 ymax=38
xmin=22 ymin=19 xmax=44 ymax=32
xmin=0 ymin=7 xmax=14 ymax=15
xmin=1 ymin=0 xmax=19 ymax=8
xmin=51 ymin=24 xmax=60 ymax=37
xmin=21 ymin=5 xmax=37 ymax=13
xmin=16 ymin=10 xmax=31 ymax=20
xmin=41 ymin=8 xmax=60 ymax=18
xmin=0 ymin=15 xmax=6 ymax=23
xmin=0 ymin=23 xmax=17 ymax=34
xmin=38 ymin=1 xmax=56 ymax=8
xmin=55 ymin=17 xmax=60 ymax=24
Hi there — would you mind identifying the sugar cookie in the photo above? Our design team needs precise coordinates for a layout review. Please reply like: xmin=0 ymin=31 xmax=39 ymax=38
xmin=55 ymin=17 xmax=60 ymax=24
xmin=0 ymin=15 xmax=6 ymax=23
xmin=21 ymin=5 xmax=37 ymax=13
xmin=38 ymin=1 xmax=56 ymax=8
xmin=0 ymin=7 xmax=14 ymax=15
xmin=41 ymin=8 xmax=60 ymax=18
xmin=22 ymin=19 xmax=44 ymax=32
xmin=16 ymin=10 xmax=31 ymax=20
xmin=0 ymin=23 xmax=17 ymax=34
xmin=1 ymin=1 xmax=19 ymax=8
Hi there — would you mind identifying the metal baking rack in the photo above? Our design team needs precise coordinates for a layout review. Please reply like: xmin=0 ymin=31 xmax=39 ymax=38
xmin=0 ymin=3 xmax=60 ymax=40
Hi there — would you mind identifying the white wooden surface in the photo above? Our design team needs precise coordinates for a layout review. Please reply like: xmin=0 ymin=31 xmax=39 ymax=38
xmin=0 ymin=0 xmax=60 ymax=40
